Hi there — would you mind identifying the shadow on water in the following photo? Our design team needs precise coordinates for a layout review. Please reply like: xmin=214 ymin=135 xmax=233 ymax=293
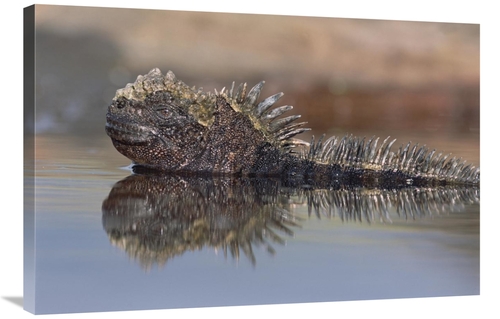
xmin=102 ymin=173 xmax=479 ymax=270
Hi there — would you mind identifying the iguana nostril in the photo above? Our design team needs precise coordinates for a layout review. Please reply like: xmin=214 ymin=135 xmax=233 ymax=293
xmin=117 ymin=100 xmax=126 ymax=109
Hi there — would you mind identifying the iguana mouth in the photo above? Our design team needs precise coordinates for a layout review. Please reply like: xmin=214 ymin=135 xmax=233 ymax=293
xmin=105 ymin=116 xmax=155 ymax=146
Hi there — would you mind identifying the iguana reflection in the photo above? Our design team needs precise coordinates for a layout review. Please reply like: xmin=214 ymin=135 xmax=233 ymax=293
xmin=102 ymin=174 xmax=479 ymax=269
xmin=300 ymin=186 xmax=479 ymax=222
xmin=102 ymin=175 xmax=300 ymax=269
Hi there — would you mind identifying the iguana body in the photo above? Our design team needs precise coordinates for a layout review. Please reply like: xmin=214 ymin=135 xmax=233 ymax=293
xmin=105 ymin=68 xmax=479 ymax=187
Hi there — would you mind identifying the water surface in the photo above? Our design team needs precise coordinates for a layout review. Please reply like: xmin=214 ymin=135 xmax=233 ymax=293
xmin=28 ymin=134 xmax=479 ymax=314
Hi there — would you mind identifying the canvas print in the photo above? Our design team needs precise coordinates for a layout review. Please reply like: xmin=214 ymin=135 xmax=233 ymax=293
xmin=24 ymin=4 xmax=480 ymax=315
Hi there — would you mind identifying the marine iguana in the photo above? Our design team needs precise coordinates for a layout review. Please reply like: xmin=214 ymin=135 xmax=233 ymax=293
xmin=105 ymin=68 xmax=480 ymax=187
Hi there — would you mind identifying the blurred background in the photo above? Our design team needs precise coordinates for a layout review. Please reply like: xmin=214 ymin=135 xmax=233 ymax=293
xmin=31 ymin=5 xmax=479 ymax=160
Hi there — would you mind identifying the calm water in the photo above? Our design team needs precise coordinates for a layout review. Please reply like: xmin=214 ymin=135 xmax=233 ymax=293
xmin=27 ymin=133 xmax=479 ymax=314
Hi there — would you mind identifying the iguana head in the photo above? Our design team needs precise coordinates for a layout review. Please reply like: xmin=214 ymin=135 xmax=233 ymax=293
xmin=105 ymin=68 xmax=215 ymax=170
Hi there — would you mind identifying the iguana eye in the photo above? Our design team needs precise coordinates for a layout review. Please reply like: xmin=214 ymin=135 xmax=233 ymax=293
xmin=154 ymin=105 xmax=169 ymax=111
xmin=154 ymin=105 xmax=172 ymax=119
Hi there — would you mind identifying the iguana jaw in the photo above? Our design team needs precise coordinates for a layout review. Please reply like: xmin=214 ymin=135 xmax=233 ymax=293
xmin=105 ymin=116 xmax=155 ymax=146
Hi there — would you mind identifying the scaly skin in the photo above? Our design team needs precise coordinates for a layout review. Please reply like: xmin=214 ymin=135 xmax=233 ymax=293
xmin=105 ymin=68 xmax=479 ymax=187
